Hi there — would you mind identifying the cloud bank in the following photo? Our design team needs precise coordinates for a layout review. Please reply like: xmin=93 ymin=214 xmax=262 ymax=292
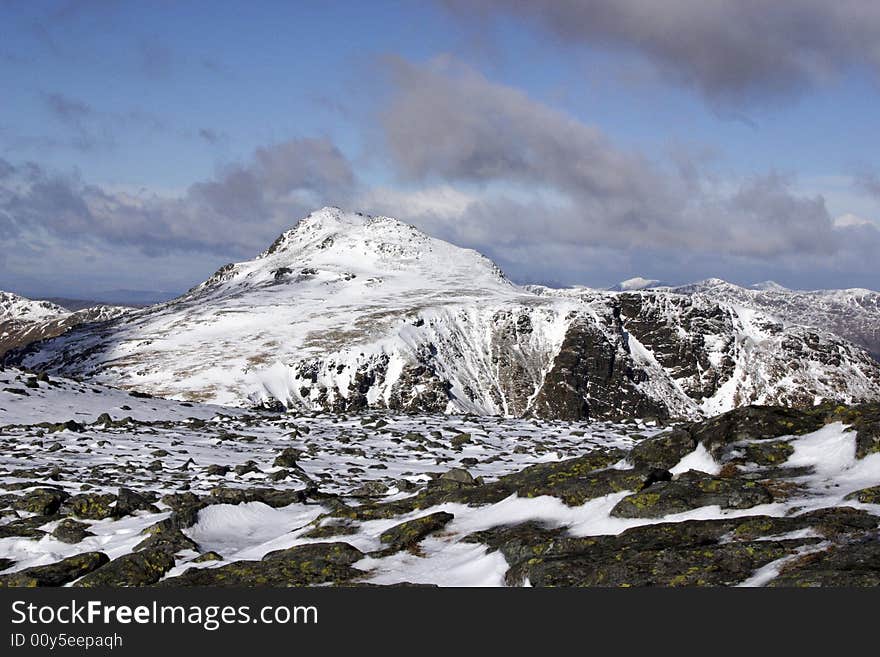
xmin=441 ymin=0 xmax=880 ymax=106
xmin=0 ymin=138 xmax=355 ymax=261
xmin=4 ymin=58 xmax=878 ymax=295
xmin=373 ymin=58 xmax=877 ymax=275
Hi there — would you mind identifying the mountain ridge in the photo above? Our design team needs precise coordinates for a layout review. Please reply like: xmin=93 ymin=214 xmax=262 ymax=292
xmin=5 ymin=207 xmax=880 ymax=420
xmin=666 ymin=277 xmax=880 ymax=359
xmin=0 ymin=291 xmax=130 ymax=359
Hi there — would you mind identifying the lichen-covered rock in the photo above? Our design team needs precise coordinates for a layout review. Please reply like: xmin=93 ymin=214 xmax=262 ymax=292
xmin=627 ymin=429 xmax=696 ymax=470
xmin=74 ymin=548 xmax=176 ymax=587
xmin=0 ymin=513 xmax=58 ymax=539
xmin=769 ymin=534 xmax=880 ymax=587
xmin=12 ymin=487 xmax=68 ymax=515
xmin=273 ymin=447 xmax=304 ymax=468
xmin=741 ymin=440 xmax=795 ymax=466
xmin=830 ymin=403 xmax=880 ymax=459
xmin=517 ymin=539 xmax=805 ymax=587
xmin=133 ymin=526 xmax=199 ymax=554
xmin=844 ymin=485 xmax=880 ymax=504
xmin=351 ymin=480 xmax=389 ymax=498
xmin=330 ymin=449 xmax=647 ymax=522
xmin=793 ymin=507 xmax=879 ymax=537
xmin=233 ymin=461 xmax=261 ymax=476
xmin=49 ymin=420 xmax=85 ymax=433
xmin=261 ymin=541 xmax=363 ymax=564
xmin=302 ymin=518 xmax=360 ymax=539
xmin=466 ymin=502 xmax=880 ymax=587
xmin=208 ymin=486 xmax=309 ymax=508
xmin=67 ymin=492 xmax=117 ymax=520
xmin=158 ymin=492 xmax=208 ymax=530
xmin=610 ymin=471 xmax=773 ymax=519
xmin=114 ymin=488 xmax=159 ymax=516
xmin=499 ymin=461 xmax=653 ymax=508
xmin=467 ymin=518 xmax=816 ymax=587
xmin=51 ymin=518 xmax=94 ymax=544
xmin=431 ymin=467 xmax=477 ymax=490
xmin=688 ymin=406 xmax=827 ymax=459
xmin=376 ymin=512 xmax=454 ymax=554
xmin=0 ymin=552 xmax=109 ymax=587
xmin=158 ymin=542 xmax=365 ymax=587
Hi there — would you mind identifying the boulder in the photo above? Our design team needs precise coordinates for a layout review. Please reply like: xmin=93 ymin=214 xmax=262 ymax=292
xmin=376 ymin=512 xmax=454 ymax=554
xmin=13 ymin=488 xmax=68 ymax=516
xmin=627 ymin=429 xmax=695 ymax=470
xmin=273 ymin=447 xmax=304 ymax=468
xmin=114 ymin=488 xmax=159 ymax=516
xmin=844 ymin=485 xmax=880 ymax=504
xmin=51 ymin=518 xmax=94 ymax=544
xmin=74 ymin=548 xmax=176 ymax=587
xmin=208 ymin=487 xmax=310 ymax=508
xmin=769 ymin=535 xmax=880 ymax=587
xmin=610 ymin=471 xmax=773 ymax=519
xmin=0 ymin=552 xmax=108 ymax=587
xmin=67 ymin=492 xmax=117 ymax=520
xmin=158 ymin=542 xmax=364 ymax=587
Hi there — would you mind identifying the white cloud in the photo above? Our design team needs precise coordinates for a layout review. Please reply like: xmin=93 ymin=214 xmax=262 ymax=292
xmin=359 ymin=185 xmax=475 ymax=220
xmin=834 ymin=213 xmax=877 ymax=228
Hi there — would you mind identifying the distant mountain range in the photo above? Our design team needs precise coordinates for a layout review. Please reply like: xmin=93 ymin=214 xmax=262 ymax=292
xmin=0 ymin=291 xmax=130 ymax=359
xmin=666 ymin=278 xmax=880 ymax=361
xmin=600 ymin=276 xmax=880 ymax=360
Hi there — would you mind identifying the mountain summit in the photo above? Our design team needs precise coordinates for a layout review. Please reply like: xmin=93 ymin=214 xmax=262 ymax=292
xmin=193 ymin=207 xmax=510 ymax=298
xmin=7 ymin=208 xmax=880 ymax=419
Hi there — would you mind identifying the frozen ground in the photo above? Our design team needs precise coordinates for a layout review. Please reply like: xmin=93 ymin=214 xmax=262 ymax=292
xmin=1 ymin=371 xmax=878 ymax=587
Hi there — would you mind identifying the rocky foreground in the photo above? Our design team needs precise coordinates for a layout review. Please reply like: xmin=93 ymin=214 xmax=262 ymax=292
xmin=1 ymin=378 xmax=878 ymax=586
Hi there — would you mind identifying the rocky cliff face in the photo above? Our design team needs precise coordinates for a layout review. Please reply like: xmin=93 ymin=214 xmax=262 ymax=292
xmin=529 ymin=315 xmax=668 ymax=421
xmin=6 ymin=208 xmax=880 ymax=420
xmin=669 ymin=278 xmax=880 ymax=361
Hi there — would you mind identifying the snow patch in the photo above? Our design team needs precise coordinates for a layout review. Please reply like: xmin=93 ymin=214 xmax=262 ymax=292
xmin=670 ymin=443 xmax=721 ymax=476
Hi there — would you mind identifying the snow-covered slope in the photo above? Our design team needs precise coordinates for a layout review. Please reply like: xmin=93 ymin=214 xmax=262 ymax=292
xmin=7 ymin=208 xmax=880 ymax=419
xmin=668 ymin=278 xmax=880 ymax=360
xmin=0 ymin=291 xmax=130 ymax=359
xmin=0 ymin=366 xmax=235 ymax=425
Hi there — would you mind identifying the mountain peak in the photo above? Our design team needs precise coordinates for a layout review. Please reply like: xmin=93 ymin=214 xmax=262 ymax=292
xmin=750 ymin=280 xmax=789 ymax=292
xmin=195 ymin=207 xmax=512 ymax=297
xmin=697 ymin=277 xmax=730 ymax=288
xmin=610 ymin=277 xmax=665 ymax=292
xmin=260 ymin=207 xmax=365 ymax=257
xmin=0 ymin=291 xmax=69 ymax=323
xmin=260 ymin=207 xmax=421 ymax=259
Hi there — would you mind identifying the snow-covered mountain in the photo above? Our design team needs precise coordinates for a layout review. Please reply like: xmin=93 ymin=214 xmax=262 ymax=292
xmin=0 ymin=291 xmax=130 ymax=358
xmin=668 ymin=278 xmax=880 ymax=361
xmin=6 ymin=208 xmax=880 ymax=420
xmin=0 ymin=292 xmax=70 ymax=324
xmin=608 ymin=277 xmax=666 ymax=291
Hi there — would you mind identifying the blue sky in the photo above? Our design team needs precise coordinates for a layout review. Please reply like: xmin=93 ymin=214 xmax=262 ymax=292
xmin=1 ymin=1 xmax=879 ymax=300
